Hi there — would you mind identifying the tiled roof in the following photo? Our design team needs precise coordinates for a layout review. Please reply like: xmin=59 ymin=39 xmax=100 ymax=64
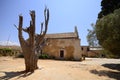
xmin=45 ymin=32 xmax=78 ymax=39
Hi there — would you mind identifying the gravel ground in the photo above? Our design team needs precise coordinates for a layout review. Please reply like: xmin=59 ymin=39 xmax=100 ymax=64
xmin=82 ymin=58 xmax=120 ymax=65
xmin=0 ymin=57 xmax=120 ymax=80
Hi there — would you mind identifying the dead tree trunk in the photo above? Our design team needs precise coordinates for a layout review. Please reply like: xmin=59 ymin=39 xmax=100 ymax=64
xmin=15 ymin=7 xmax=49 ymax=72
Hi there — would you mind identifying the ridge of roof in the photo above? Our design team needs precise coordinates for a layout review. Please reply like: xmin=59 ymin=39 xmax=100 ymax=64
xmin=45 ymin=32 xmax=78 ymax=39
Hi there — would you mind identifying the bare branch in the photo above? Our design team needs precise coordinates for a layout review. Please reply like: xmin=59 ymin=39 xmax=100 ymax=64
xmin=22 ymin=27 xmax=30 ymax=33
xmin=30 ymin=10 xmax=35 ymax=25
xmin=18 ymin=15 xmax=25 ymax=44
xmin=43 ymin=5 xmax=47 ymax=21
xmin=47 ymin=9 xmax=49 ymax=23
xmin=14 ymin=24 xmax=18 ymax=30
xmin=44 ymin=8 xmax=49 ymax=35
xmin=36 ymin=7 xmax=49 ymax=46
xmin=18 ymin=15 xmax=23 ymax=31
xmin=29 ymin=10 xmax=36 ymax=46
xmin=40 ymin=22 xmax=44 ymax=35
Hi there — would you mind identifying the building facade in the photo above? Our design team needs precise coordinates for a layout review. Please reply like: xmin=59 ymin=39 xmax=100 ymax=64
xmin=42 ymin=27 xmax=82 ymax=60
xmin=81 ymin=46 xmax=103 ymax=57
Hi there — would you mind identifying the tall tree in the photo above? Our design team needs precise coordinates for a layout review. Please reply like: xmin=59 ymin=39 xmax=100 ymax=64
xmin=96 ymin=9 xmax=120 ymax=56
xmin=15 ymin=7 xmax=49 ymax=72
xmin=98 ymin=0 xmax=120 ymax=19
xmin=87 ymin=23 xmax=99 ymax=47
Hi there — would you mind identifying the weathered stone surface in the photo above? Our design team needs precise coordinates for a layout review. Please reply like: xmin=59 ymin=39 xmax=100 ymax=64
xmin=42 ymin=27 xmax=82 ymax=60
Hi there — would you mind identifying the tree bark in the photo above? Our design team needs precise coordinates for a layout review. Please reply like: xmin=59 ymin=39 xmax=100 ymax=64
xmin=15 ymin=7 xmax=49 ymax=72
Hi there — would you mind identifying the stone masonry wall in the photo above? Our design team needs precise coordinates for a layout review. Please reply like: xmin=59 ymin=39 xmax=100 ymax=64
xmin=42 ymin=38 xmax=82 ymax=60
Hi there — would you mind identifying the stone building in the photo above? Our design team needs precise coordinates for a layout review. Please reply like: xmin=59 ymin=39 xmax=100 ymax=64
xmin=81 ymin=46 xmax=89 ymax=56
xmin=42 ymin=27 xmax=82 ymax=60
xmin=81 ymin=46 xmax=103 ymax=57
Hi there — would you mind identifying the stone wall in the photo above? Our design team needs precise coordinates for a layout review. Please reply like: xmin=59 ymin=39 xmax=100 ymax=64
xmin=42 ymin=38 xmax=82 ymax=60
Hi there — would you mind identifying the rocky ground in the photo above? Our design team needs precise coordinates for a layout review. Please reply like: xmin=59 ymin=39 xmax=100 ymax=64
xmin=0 ymin=57 xmax=120 ymax=80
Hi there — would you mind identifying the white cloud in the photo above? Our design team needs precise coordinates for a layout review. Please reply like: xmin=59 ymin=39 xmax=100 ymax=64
xmin=0 ymin=41 xmax=20 ymax=46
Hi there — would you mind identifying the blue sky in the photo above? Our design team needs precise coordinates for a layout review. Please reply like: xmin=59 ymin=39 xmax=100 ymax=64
xmin=0 ymin=0 xmax=101 ymax=45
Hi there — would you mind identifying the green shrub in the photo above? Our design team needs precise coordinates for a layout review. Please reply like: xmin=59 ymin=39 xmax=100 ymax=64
xmin=0 ymin=48 xmax=12 ymax=56
xmin=39 ymin=54 xmax=50 ymax=59
xmin=15 ymin=53 xmax=50 ymax=59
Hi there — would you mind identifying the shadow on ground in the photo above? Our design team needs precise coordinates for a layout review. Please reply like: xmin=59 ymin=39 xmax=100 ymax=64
xmin=102 ymin=64 xmax=120 ymax=71
xmin=0 ymin=71 xmax=33 ymax=80
xmin=90 ymin=63 xmax=120 ymax=80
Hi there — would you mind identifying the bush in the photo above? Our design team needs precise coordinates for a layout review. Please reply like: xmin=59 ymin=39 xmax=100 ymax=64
xmin=0 ymin=48 xmax=12 ymax=56
xmin=39 ymin=54 xmax=50 ymax=59
xmin=15 ymin=53 xmax=52 ymax=59
xmin=15 ymin=53 xmax=24 ymax=58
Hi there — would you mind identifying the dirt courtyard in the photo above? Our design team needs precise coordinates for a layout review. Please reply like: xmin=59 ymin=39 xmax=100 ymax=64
xmin=0 ymin=57 xmax=120 ymax=80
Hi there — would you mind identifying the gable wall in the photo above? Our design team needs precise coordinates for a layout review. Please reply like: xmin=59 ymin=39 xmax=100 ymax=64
xmin=42 ymin=38 xmax=82 ymax=60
